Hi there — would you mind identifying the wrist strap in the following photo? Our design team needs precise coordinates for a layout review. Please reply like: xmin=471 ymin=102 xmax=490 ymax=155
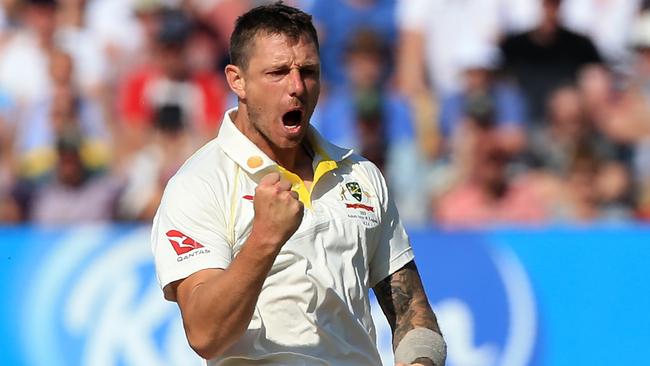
xmin=394 ymin=328 xmax=447 ymax=366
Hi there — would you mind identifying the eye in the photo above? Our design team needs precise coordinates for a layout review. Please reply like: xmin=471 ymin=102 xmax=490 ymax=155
xmin=300 ymin=68 xmax=319 ymax=78
xmin=267 ymin=69 xmax=288 ymax=78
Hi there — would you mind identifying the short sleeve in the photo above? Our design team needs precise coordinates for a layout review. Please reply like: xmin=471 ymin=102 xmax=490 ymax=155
xmin=151 ymin=173 xmax=232 ymax=301
xmin=363 ymin=162 xmax=415 ymax=287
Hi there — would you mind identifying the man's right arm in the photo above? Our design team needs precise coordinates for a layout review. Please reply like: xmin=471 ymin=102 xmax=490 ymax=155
xmin=173 ymin=232 xmax=281 ymax=359
xmin=171 ymin=172 xmax=303 ymax=359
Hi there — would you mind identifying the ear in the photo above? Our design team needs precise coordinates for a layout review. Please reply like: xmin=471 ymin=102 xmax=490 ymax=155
xmin=225 ymin=64 xmax=246 ymax=99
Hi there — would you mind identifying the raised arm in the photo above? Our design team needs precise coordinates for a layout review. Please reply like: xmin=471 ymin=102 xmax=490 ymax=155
xmin=172 ymin=173 xmax=303 ymax=359
xmin=373 ymin=260 xmax=446 ymax=366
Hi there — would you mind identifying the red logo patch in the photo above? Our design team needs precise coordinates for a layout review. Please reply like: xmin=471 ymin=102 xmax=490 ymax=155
xmin=166 ymin=230 xmax=204 ymax=255
xmin=242 ymin=195 xmax=254 ymax=201
xmin=345 ymin=203 xmax=375 ymax=212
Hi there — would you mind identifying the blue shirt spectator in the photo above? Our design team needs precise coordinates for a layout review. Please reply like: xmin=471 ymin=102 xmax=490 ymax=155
xmin=314 ymin=86 xmax=414 ymax=151
xmin=309 ymin=0 xmax=397 ymax=86
xmin=439 ymin=83 xmax=526 ymax=138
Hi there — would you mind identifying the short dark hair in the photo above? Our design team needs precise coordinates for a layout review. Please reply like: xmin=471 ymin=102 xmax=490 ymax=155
xmin=229 ymin=2 xmax=319 ymax=69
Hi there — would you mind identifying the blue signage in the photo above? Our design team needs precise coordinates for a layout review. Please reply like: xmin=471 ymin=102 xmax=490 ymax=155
xmin=1 ymin=225 xmax=649 ymax=366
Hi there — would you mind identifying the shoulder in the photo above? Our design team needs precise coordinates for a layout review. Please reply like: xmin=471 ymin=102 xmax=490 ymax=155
xmin=345 ymin=153 xmax=381 ymax=175
xmin=501 ymin=31 xmax=530 ymax=46
xmin=559 ymin=27 xmax=598 ymax=48
xmin=162 ymin=138 xmax=233 ymax=206
xmin=342 ymin=155 xmax=389 ymax=197
xmin=176 ymin=137 xmax=231 ymax=176
xmin=558 ymin=26 xmax=588 ymax=41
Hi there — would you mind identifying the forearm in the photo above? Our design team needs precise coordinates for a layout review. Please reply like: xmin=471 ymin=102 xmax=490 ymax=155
xmin=374 ymin=261 xmax=445 ymax=365
xmin=375 ymin=262 xmax=441 ymax=345
xmin=179 ymin=231 xmax=281 ymax=359
xmin=396 ymin=30 xmax=429 ymax=97
xmin=392 ymin=282 xmax=440 ymax=346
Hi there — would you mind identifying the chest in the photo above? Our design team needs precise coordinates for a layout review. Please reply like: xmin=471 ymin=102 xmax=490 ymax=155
xmin=229 ymin=170 xmax=384 ymax=273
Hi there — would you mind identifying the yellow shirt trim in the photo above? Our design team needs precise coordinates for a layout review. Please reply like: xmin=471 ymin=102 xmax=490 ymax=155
xmin=277 ymin=143 xmax=338 ymax=209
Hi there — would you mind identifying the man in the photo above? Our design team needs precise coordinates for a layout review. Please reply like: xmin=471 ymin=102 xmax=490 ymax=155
xmin=151 ymin=3 xmax=446 ymax=365
xmin=499 ymin=0 xmax=602 ymax=122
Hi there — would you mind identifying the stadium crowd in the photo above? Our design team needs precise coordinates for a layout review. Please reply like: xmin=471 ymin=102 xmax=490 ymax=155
xmin=1 ymin=0 xmax=650 ymax=228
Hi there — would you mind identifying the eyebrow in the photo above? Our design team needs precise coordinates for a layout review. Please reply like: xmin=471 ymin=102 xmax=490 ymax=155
xmin=263 ymin=63 xmax=320 ymax=74
xmin=299 ymin=62 xmax=320 ymax=68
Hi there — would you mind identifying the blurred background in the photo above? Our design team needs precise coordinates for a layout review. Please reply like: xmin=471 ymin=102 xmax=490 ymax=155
xmin=3 ymin=0 xmax=650 ymax=226
xmin=0 ymin=0 xmax=649 ymax=365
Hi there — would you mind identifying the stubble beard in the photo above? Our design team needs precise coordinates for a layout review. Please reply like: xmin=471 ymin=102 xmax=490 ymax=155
xmin=246 ymin=103 xmax=301 ymax=151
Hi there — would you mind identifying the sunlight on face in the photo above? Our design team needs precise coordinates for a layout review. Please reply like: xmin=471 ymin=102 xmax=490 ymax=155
xmin=241 ymin=33 xmax=321 ymax=151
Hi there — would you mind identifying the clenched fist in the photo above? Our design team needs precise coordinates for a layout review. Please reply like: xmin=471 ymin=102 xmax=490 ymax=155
xmin=250 ymin=172 xmax=304 ymax=249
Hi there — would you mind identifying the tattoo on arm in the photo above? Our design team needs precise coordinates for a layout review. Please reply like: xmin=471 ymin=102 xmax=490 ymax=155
xmin=373 ymin=261 xmax=441 ymax=350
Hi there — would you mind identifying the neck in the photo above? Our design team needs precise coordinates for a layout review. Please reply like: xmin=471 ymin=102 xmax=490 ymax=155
xmin=273 ymin=146 xmax=301 ymax=171
xmin=532 ymin=20 xmax=558 ymax=44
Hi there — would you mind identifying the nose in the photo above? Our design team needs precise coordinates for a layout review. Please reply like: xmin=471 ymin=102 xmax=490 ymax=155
xmin=288 ymin=68 xmax=305 ymax=97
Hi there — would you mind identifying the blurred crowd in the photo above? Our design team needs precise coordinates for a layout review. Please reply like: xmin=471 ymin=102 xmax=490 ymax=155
xmin=1 ymin=0 xmax=650 ymax=228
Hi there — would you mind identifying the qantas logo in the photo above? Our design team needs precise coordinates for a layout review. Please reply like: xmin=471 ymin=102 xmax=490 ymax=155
xmin=166 ymin=230 xmax=204 ymax=255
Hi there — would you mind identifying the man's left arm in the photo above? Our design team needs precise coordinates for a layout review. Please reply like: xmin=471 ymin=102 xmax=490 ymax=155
xmin=373 ymin=260 xmax=446 ymax=366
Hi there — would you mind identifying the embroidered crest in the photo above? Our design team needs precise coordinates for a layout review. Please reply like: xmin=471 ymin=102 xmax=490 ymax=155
xmin=345 ymin=182 xmax=363 ymax=202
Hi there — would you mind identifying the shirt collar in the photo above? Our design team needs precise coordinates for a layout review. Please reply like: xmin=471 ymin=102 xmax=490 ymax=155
xmin=217 ymin=107 xmax=353 ymax=174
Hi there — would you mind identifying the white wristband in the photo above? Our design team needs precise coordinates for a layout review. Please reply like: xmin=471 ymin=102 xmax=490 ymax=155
xmin=394 ymin=328 xmax=447 ymax=366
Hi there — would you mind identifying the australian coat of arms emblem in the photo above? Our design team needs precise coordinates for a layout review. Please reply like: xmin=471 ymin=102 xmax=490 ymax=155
xmin=345 ymin=182 xmax=363 ymax=202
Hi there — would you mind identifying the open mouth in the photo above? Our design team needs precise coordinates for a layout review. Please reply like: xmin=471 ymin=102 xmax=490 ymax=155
xmin=282 ymin=109 xmax=303 ymax=130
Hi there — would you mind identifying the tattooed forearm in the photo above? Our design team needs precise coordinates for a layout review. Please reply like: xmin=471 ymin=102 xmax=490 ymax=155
xmin=373 ymin=261 xmax=441 ymax=349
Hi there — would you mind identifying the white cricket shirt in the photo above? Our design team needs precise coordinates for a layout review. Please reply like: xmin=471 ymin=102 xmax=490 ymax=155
xmin=151 ymin=108 xmax=415 ymax=365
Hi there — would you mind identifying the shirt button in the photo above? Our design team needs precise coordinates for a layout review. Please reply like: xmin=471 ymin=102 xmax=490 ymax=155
xmin=247 ymin=156 xmax=263 ymax=169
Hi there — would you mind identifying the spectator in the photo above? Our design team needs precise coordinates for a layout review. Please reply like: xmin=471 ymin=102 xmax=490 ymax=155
xmin=13 ymin=49 xmax=110 ymax=181
xmin=434 ymin=128 xmax=548 ymax=228
xmin=55 ymin=0 xmax=109 ymax=99
xmin=439 ymin=43 xmax=527 ymax=156
xmin=313 ymin=29 xmax=427 ymax=224
xmin=500 ymin=0 xmax=603 ymax=123
xmin=84 ymin=0 xmax=154 ymax=79
xmin=524 ymin=85 xmax=634 ymax=221
xmin=181 ymin=0 xmax=249 ymax=70
xmin=396 ymin=0 xmax=538 ymax=97
xmin=309 ymin=0 xmax=398 ymax=88
xmin=0 ymin=0 xmax=60 ymax=105
xmin=117 ymin=9 xmax=227 ymax=156
xmin=29 ymin=130 xmax=121 ymax=224
xmin=526 ymin=85 xmax=591 ymax=174
xmin=0 ymin=0 xmax=108 ymax=107
xmin=394 ymin=0 xmax=537 ymax=162
xmin=560 ymin=145 xmax=634 ymax=222
xmin=602 ymin=10 xmax=650 ymax=219
xmin=117 ymin=104 xmax=194 ymax=221
xmin=577 ymin=64 xmax=617 ymax=130
xmin=561 ymin=0 xmax=642 ymax=65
